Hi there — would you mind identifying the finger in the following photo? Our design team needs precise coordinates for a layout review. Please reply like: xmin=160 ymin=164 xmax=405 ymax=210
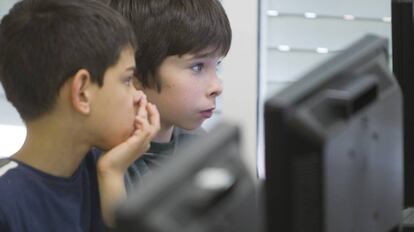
xmin=147 ymin=103 xmax=160 ymax=128
xmin=134 ymin=116 xmax=149 ymax=130
xmin=134 ymin=116 xmax=159 ymax=143
xmin=126 ymin=124 xmax=152 ymax=152
xmin=136 ymin=94 xmax=148 ymax=119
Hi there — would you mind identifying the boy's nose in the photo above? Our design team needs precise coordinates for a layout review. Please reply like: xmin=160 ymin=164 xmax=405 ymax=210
xmin=207 ymin=75 xmax=223 ymax=98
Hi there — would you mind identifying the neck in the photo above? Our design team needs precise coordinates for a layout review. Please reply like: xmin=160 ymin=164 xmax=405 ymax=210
xmin=152 ymin=123 xmax=174 ymax=143
xmin=13 ymin=115 xmax=90 ymax=177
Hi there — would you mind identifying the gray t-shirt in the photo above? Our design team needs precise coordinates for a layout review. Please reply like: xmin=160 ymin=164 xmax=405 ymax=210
xmin=125 ymin=127 xmax=204 ymax=192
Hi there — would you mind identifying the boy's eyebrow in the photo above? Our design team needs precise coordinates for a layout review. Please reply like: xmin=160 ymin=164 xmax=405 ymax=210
xmin=185 ymin=52 xmax=221 ymax=61
xmin=192 ymin=53 xmax=211 ymax=59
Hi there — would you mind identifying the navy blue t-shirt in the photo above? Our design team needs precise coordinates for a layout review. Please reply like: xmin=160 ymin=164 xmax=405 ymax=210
xmin=0 ymin=149 xmax=105 ymax=232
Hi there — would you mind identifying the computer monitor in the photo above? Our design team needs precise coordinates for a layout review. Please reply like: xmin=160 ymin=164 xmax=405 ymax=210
xmin=264 ymin=34 xmax=403 ymax=232
xmin=114 ymin=122 xmax=263 ymax=232
xmin=391 ymin=0 xmax=414 ymax=208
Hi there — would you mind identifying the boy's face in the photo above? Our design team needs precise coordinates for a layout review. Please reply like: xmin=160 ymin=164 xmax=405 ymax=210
xmin=89 ymin=47 xmax=141 ymax=150
xmin=143 ymin=51 xmax=223 ymax=130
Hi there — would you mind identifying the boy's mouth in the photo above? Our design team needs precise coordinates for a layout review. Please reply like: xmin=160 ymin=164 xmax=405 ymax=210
xmin=200 ymin=108 xmax=215 ymax=118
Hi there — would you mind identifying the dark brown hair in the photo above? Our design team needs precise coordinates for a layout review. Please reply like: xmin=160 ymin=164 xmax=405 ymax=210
xmin=0 ymin=0 xmax=136 ymax=121
xmin=106 ymin=0 xmax=232 ymax=91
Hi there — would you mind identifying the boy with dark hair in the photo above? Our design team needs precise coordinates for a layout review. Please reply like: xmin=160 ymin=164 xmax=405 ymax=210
xmin=0 ymin=0 xmax=159 ymax=231
xmin=105 ymin=0 xmax=232 ymax=190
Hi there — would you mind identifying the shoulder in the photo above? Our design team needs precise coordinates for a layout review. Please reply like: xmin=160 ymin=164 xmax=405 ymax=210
xmin=0 ymin=159 xmax=23 ymax=209
xmin=0 ymin=158 xmax=17 ymax=167
xmin=0 ymin=158 xmax=29 ymax=193
xmin=0 ymin=159 xmax=20 ymax=183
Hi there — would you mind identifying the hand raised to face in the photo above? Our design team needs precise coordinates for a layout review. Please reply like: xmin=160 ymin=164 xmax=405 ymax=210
xmin=97 ymin=94 xmax=160 ymax=175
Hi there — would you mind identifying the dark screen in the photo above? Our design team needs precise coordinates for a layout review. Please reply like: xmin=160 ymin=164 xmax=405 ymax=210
xmin=114 ymin=122 xmax=263 ymax=232
xmin=391 ymin=0 xmax=414 ymax=207
xmin=264 ymin=34 xmax=403 ymax=232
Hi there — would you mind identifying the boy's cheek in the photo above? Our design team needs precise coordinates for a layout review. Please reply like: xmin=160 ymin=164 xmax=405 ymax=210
xmin=103 ymin=125 xmax=135 ymax=149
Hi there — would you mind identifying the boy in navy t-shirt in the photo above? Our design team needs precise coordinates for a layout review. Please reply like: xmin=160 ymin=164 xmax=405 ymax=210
xmin=0 ymin=0 xmax=160 ymax=231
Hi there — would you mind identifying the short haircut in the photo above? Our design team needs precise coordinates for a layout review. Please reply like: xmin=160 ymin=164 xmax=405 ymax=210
xmin=0 ymin=0 xmax=137 ymax=121
xmin=106 ymin=0 xmax=232 ymax=91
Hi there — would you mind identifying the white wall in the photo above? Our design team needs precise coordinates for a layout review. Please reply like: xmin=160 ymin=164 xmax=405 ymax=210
xmin=0 ymin=1 xmax=25 ymax=158
xmin=0 ymin=0 xmax=16 ymax=16
xmin=264 ymin=0 xmax=391 ymax=96
xmin=221 ymin=0 xmax=260 ymax=176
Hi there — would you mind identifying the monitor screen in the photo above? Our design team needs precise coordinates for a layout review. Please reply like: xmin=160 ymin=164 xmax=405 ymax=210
xmin=391 ymin=0 xmax=414 ymax=207
xmin=264 ymin=34 xmax=403 ymax=232
xmin=114 ymin=122 xmax=263 ymax=232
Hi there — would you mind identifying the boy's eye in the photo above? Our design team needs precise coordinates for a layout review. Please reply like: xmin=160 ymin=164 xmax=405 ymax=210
xmin=124 ymin=76 xmax=133 ymax=85
xmin=191 ymin=63 xmax=204 ymax=73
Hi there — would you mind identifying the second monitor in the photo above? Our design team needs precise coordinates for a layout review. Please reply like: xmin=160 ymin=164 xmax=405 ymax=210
xmin=115 ymin=122 xmax=262 ymax=232
xmin=264 ymin=34 xmax=403 ymax=232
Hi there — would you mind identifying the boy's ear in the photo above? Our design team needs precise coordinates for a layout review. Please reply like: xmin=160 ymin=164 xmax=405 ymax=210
xmin=70 ymin=69 xmax=95 ymax=115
